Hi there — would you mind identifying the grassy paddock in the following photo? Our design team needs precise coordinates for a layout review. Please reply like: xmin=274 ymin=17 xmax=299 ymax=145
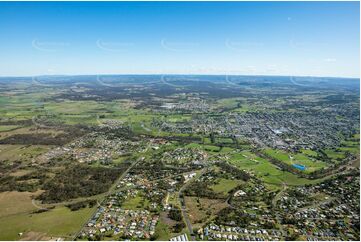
xmin=0 ymin=206 xmax=94 ymax=240
xmin=211 ymin=178 xmax=243 ymax=194
xmin=0 ymin=125 xmax=20 ymax=132
xmin=121 ymin=194 xmax=150 ymax=210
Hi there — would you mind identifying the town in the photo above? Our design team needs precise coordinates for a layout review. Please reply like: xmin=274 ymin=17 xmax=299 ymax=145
xmin=0 ymin=75 xmax=359 ymax=241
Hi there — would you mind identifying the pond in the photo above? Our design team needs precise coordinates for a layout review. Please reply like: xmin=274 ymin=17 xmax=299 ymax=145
xmin=292 ymin=164 xmax=306 ymax=171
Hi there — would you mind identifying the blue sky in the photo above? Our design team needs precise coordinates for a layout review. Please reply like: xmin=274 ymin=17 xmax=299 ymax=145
xmin=0 ymin=1 xmax=359 ymax=77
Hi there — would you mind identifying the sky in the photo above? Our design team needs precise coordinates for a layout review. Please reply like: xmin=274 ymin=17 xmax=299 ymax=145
xmin=0 ymin=1 xmax=359 ymax=78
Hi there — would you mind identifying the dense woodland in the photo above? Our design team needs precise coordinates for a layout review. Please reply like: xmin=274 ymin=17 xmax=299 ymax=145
xmin=38 ymin=164 xmax=129 ymax=203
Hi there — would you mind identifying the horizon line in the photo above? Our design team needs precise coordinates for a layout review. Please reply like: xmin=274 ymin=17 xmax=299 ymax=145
xmin=0 ymin=73 xmax=359 ymax=80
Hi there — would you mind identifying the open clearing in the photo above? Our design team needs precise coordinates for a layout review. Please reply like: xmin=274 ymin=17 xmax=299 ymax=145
xmin=229 ymin=151 xmax=320 ymax=186
xmin=211 ymin=178 xmax=243 ymax=194
xmin=121 ymin=194 xmax=150 ymax=210
xmin=264 ymin=149 xmax=327 ymax=173
xmin=185 ymin=196 xmax=228 ymax=227
xmin=0 ymin=144 xmax=51 ymax=162
xmin=0 ymin=191 xmax=42 ymax=217
xmin=0 ymin=206 xmax=94 ymax=240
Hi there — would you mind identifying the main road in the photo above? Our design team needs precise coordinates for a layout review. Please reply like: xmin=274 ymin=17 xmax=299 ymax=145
xmin=177 ymin=168 xmax=207 ymax=240
xmin=72 ymin=158 xmax=140 ymax=240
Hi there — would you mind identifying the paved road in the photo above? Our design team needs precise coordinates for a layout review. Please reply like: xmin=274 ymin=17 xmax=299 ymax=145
xmin=177 ymin=168 xmax=207 ymax=240
xmin=72 ymin=158 xmax=140 ymax=240
xmin=178 ymin=186 xmax=195 ymax=240
xmin=272 ymin=184 xmax=287 ymax=237
xmin=271 ymin=183 xmax=287 ymax=207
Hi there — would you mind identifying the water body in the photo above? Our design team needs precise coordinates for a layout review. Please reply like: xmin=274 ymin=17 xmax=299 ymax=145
xmin=292 ymin=164 xmax=306 ymax=171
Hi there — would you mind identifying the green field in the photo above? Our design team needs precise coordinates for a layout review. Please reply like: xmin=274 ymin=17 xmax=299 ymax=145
xmin=264 ymin=149 xmax=327 ymax=173
xmin=229 ymin=151 xmax=320 ymax=186
xmin=216 ymin=98 xmax=239 ymax=109
xmin=0 ymin=206 xmax=94 ymax=240
xmin=154 ymin=220 xmax=171 ymax=241
xmin=211 ymin=178 xmax=243 ymax=194
xmin=324 ymin=149 xmax=346 ymax=160
xmin=340 ymin=134 xmax=360 ymax=154
xmin=0 ymin=125 xmax=20 ymax=132
xmin=121 ymin=194 xmax=150 ymax=210
xmin=0 ymin=145 xmax=51 ymax=162
xmin=300 ymin=149 xmax=318 ymax=156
